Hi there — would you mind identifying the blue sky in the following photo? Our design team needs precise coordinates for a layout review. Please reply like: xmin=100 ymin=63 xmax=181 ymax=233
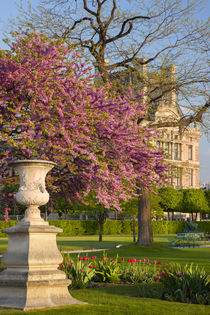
xmin=0 ymin=0 xmax=209 ymax=184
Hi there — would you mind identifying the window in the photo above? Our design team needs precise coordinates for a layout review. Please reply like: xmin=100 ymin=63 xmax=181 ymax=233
xmin=189 ymin=169 xmax=193 ymax=186
xmin=174 ymin=168 xmax=182 ymax=187
xmin=174 ymin=143 xmax=178 ymax=160
xmin=174 ymin=135 xmax=178 ymax=140
xmin=188 ymin=145 xmax=193 ymax=160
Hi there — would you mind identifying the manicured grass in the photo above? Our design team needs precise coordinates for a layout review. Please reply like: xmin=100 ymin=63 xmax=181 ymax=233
xmin=1 ymin=234 xmax=210 ymax=273
xmin=0 ymin=285 xmax=209 ymax=314
xmin=0 ymin=234 xmax=175 ymax=253
xmin=0 ymin=235 xmax=210 ymax=314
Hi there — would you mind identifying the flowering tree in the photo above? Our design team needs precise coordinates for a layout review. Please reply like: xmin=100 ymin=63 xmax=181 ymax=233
xmin=0 ymin=31 xmax=168 ymax=221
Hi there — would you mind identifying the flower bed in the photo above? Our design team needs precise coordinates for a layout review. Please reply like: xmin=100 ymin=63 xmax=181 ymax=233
xmin=59 ymin=253 xmax=210 ymax=305
xmin=59 ymin=253 xmax=162 ymax=288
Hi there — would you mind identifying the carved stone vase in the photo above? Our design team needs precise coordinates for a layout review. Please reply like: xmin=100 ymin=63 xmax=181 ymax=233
xmin=12 ymin=160 xmax=55 ymax=225
xmin=0 ymin=160 xmax=83 ymax=310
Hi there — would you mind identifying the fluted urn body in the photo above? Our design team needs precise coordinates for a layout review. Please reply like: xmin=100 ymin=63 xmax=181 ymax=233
xmin=9 ymin=160 xmax=56 ymax=225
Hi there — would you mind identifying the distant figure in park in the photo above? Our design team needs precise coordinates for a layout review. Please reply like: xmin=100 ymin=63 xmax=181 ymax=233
xmin=183 ymin=218 xmax=198 ymax=233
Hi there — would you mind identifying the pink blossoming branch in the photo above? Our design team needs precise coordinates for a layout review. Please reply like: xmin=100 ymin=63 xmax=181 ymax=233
xmin=0 ymin=31 xmax=169 ymax=219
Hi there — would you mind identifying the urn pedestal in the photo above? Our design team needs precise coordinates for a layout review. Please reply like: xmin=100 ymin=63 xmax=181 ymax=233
xmin=0 ymin=160 xmax=83 ymax=310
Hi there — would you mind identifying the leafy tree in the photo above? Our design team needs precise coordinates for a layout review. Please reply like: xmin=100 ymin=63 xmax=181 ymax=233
xmin=205 ymin=190 xmax=210 ymax=209
xmin=182 ymin=189 xmax=209 ymax=220
xmin=0 ymin=31 xmax=168 ymax=221
xmin=6 ymin=1 xmax=210 ymax=243
xmin=159 ymin=187 xmax=183 ymax=220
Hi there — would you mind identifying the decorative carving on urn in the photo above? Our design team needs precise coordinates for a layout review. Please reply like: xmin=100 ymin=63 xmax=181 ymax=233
xmin=8 ymin=160 xmax=56 ymax=225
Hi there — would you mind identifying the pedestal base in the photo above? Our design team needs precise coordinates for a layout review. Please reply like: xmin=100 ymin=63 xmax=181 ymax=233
xmin=0 ymin=223 xmax=84 ymax=310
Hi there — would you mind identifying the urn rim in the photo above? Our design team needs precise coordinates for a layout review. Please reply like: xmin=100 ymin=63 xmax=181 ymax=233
xmin=8 ymin=159 xmax=57 ymax=167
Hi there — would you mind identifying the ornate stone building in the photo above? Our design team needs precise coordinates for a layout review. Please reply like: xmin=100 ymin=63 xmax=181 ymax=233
xmin=121 ymin=60 xmax=201 ymax=189
xmin=147 ymin=71 xmax=201 ymax=189
xmin=109 ymin=60 xmax=201 ymax=190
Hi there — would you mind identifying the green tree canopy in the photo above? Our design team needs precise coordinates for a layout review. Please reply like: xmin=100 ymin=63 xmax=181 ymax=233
xmin=182 ymin=189 xmax=209 ymax=214
xmin=159 ymin=187 xmax=183 ymax=213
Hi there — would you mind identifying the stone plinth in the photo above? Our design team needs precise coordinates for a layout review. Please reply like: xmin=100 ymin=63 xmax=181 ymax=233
xmin=0 ymin=160 xmax=84 ymax=310
xmin=0 ymin=223 xmax=83 ymax=310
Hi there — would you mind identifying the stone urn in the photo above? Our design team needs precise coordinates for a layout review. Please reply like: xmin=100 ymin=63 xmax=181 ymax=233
xmin=9 ymin=160 xmax=56 ymax=225
xmin=0 ymin=159 xmax=83 ymax=310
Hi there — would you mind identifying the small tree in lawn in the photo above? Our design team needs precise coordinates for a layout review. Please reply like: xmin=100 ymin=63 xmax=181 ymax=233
xmin=182 ymin=189 xmax=209 ymax=220
xmin=159 ymin=187 xmax=183 ymax=220
xmin=0 ymin=30 xmax=168 ymax=222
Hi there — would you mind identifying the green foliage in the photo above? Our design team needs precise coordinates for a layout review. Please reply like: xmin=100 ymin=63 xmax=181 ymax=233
xmin=59 ymin=253 xmax=95 ymax=289
xmin=121 ymin=189 xmax=164 ymax=221
xmin=121 ymin=220 xmax=133 ymax=234
xmin=159 ymin=187 xmax=183 ymax=212
xmin=0 ymin=221 xmax=17 ymax=237
xmin=182 ymin=189 xmax=209 ymax=214
xmin=161 ymin=263 xmax=210 ymax=304
xmin=0 ymin=220 xmax=209 ymax=237
xmin=152 ymin=221 xmax=185 ymax=234
xmin=120 ymin=260 xmax=160 ymax=284
xmin=93 ymin=253 xmax=122 ymax=283
xmin=205 ymin=190 xmax=210 ymax=210
xmin=103 ymin=220 xmax=122 ymax=235
xmin=48 ymin=220 xmax=86 ymax=236
xmin=150 ymin=191 xmax=165 ymax=219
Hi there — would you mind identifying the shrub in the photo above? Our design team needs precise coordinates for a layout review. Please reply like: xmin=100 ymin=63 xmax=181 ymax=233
xmin=160 ymin=263 xmax=210 ymax=304
xmin=103 ymin=221 xmax=122 ymax=235
xmin=0 ymin=219 xmax=209 ymax=236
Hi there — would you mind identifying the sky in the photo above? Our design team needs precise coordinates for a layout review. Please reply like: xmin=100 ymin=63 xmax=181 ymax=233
xmin=0 ymin=0 xmax=209 ymax=184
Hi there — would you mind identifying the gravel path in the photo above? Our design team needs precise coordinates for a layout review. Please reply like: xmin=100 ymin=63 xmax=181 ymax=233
xmin=0 ymin=248 xmax=109 ymax=258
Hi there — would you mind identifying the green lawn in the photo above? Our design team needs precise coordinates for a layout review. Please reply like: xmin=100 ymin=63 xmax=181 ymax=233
xmin=0 ymin=285 xmax=209 ymax=314
xmin=1 ymin=234 xmax=210 ymax=273
xmin=0 ymin=235 xmax=210 ymax=314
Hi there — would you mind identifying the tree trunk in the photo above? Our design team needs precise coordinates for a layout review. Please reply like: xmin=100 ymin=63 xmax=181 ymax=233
xmin=137 ymin=187 xmax=153 ymax=245
xmin=99 ymin=219 xmax=104 ymax=242
xmin=132 ymin=219 xmax=136 ymax=242
xmin=172 ymin=212 xmax=175 ymax=220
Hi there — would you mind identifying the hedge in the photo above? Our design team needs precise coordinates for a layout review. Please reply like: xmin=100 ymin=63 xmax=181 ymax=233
xmin=0 ymin=220 xmax=209 ymax=237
